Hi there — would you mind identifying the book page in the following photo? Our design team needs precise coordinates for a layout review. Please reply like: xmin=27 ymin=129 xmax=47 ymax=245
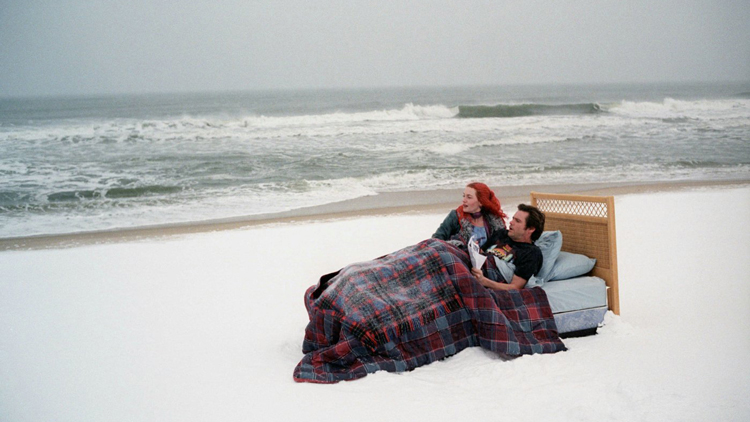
xmin=468 ymin=236 xmax=487 ymax=270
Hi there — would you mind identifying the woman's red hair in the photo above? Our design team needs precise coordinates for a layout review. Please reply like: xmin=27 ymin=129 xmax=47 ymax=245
xmin=457 ymin=182 xmax=507 ymax=222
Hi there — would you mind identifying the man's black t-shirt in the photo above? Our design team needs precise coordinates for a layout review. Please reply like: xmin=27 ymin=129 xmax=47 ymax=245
xmin=481 ymin=229 xmax=543 ymax=282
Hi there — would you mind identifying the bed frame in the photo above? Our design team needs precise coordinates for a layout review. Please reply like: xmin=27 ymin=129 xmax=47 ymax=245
xmin=531 ymin=192 xmax=620 ymax=315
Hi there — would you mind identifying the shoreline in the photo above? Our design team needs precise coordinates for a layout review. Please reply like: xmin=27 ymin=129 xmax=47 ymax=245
xmin=2 ymin=179 xmax=748 ymax=251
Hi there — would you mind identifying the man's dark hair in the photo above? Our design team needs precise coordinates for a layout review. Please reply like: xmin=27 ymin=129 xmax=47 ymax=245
xmin=518 ymin=204 xmax=545 ymax=242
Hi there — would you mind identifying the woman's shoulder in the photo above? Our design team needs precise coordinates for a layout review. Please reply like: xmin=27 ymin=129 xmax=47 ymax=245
xmin=444 ymin=208 xmax=460 ymax=221
xmin=485 ymin=212 xmax=506 ymax=232
xmin=432 ymin=208 xmax=461 ymax=240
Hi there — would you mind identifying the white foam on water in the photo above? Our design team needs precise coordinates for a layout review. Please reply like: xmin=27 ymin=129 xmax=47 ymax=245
xmin=609 ymin=98 xmax=750 ymax=120
xmin=1 ymin=93 xmax=749 ymax=239
xmin=0 ymin=178 xmax=381 ymax=238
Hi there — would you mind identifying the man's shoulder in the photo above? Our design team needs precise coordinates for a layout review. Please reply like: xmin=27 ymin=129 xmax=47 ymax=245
xmin=515 ymin=240 xmax=542 ymax=257
xmin=526 ymin=240 xmax=542 ymax=252
xmin=490 ymin=226 xmax=510 ymax=240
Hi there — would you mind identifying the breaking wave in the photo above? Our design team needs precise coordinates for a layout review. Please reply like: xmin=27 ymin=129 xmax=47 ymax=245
xmin=456 ymin=103 xmax=602 ymax=118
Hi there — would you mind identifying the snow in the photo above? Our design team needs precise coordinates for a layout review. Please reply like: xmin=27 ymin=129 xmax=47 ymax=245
xmin=1 ymin=186 xmax=749 ymax=421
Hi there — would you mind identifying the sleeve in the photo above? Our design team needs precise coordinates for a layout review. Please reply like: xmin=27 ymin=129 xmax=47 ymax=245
xmin=512 ymin=246 xmax=543 ymax=281
xmin=481 ymin=227 xmax=509 ymax=251
xmin=432 ymin=210 xmax=459 ymax=240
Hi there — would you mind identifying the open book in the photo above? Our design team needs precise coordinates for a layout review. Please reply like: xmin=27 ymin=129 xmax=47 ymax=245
xmin=468 ymin=236 xmax=486 ymax=270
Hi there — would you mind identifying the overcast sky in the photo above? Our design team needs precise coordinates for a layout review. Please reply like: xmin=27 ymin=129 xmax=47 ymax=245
xmin=1 ymin=0 xmax=749 ymax=97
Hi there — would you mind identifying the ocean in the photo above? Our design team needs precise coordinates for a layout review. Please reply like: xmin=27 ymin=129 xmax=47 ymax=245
xmin=1 ymin=82 xmax=749 ymax=238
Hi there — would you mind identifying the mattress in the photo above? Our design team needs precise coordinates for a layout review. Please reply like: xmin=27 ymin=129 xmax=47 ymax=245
xmin=552 ymin=307 xmax=608 ymax=334
xmin=541 ymin=276 xmax=607 ymax=314
xmin=540 ymin=276 xmax=608 ymax=335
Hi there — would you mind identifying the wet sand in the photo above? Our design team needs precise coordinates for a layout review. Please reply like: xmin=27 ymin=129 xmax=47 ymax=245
xmin=2 ymin=179 xmax=747 ymax=251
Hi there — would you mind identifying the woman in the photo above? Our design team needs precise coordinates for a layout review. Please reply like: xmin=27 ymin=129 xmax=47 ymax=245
xmin=432 ymin=182 xmax=507 ymax=249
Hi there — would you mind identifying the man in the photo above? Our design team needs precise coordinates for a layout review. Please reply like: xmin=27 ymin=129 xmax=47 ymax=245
xmin=470 ymin=204 xmax=545 ymax=291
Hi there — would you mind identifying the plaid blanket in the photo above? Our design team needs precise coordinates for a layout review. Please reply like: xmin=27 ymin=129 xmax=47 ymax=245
xmin=293 ymin=239 xmax=566 ymax=383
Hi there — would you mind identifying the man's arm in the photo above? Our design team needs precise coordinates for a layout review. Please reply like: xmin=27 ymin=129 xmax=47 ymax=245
xmin=471 ymin=269 xmax=527 ymax=290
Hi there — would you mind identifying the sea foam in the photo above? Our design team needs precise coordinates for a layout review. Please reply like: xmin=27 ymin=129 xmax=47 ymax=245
xmin=1 ymin=86 xmax=748 ymax=238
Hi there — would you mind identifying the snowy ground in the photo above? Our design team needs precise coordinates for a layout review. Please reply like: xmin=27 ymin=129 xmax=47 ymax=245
xmin=2 ymin=186 xmax=749 ymax=422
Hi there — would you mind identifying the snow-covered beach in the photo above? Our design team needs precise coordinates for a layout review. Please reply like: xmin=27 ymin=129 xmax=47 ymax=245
xmin=1 ymin=183 xmax=749 ymax=421
xmin=3 ymin=1 xmax=750 ymax=419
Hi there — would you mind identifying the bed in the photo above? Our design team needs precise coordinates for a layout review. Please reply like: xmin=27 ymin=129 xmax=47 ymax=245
xmin=530 ymin=192 xmax=620 ymax=337
xmin=293 ymin=192 xmax=620 ymax=383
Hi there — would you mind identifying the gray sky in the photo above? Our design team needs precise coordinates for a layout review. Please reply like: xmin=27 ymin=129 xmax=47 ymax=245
xmin=1 ymin=0 xmax=749 ymax=97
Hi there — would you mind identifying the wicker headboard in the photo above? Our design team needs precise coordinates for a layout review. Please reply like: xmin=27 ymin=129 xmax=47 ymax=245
xmin=530 ymin=192 xmax=620 ymax=315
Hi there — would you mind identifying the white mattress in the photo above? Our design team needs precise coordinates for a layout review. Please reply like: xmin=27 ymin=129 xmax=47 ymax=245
xmin=553 ymin=307 xmax=608 ymax=334
xmin=541 ymin=276 xmax=607 ymax=314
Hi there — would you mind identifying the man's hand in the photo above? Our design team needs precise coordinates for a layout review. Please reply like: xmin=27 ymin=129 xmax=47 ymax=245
xmin=471 ymin=268 xmax=492 ymax=288
xmin=471 ymin=267 xmax=526 ymax=291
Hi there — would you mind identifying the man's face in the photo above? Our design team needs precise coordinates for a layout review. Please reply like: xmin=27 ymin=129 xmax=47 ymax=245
xmin=508 ymin=210 xmax=531 ymax=242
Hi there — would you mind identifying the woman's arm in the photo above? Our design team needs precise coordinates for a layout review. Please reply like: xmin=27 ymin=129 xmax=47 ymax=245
xmin=432 ymin=210 xmax=459 ymax=240
xmin=471 ymin=268 xmax=527 ymax=291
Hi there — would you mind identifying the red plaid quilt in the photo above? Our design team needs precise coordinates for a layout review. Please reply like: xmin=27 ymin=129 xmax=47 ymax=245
xmin=293 ymin=239 xmax=565 ymax=383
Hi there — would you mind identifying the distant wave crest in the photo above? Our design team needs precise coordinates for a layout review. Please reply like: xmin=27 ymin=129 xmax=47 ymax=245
xmin=45 ymin=185 xmax=183 ymax=203
xmin=609 ymin=98 xmax=750 ymax=119
xmin=247 ymin=103 xmax=457 ymax=127
xmin=457 ymin=103 xmax=602 ymax=118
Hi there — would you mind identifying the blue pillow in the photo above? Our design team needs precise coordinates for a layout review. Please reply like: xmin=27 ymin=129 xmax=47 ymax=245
xmin=533 ymin=231 xmax=563 ymax=284
xmin=548 ymin=251 xmax=597 ymax=281
xmin=526 ymin=275 xmax=543 ymax=288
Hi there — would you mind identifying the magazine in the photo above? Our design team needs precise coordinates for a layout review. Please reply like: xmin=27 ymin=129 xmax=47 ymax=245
xmin=468 ymin=236 xmax=486 ymax=270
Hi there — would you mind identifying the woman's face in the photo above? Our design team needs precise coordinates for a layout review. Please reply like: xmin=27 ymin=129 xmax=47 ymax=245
xmin=462 ymin=187 xmax=481 ymax=214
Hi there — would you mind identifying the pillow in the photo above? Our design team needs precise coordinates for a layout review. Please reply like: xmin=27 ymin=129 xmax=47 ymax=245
xmin=533 ymin=230 xmax=563 ymax=284
xmin=548 ymin=252 xmax=597 ymax=281
xmin=526 ymin=275 xmax=543 ymax=288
